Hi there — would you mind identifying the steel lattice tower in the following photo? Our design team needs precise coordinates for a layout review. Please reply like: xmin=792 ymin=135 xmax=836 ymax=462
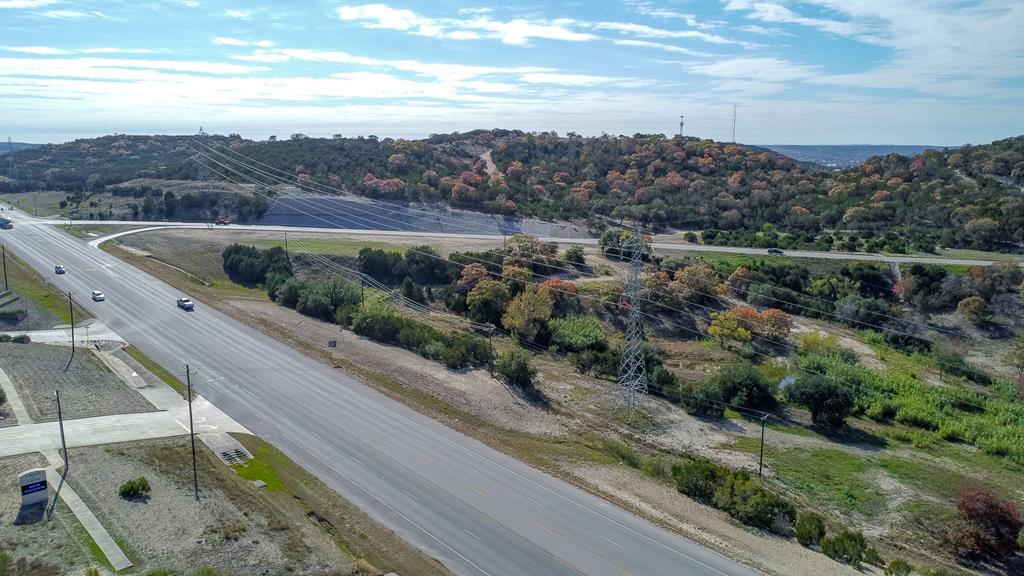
xmin=616 ymin=225 xmax=648 ymax=414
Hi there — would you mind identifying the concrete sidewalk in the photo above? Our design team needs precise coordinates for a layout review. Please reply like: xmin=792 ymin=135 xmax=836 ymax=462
xmin=0 ymin=398 xmax=247 ymax=457
xmin=44 ymin=450 xmax=133 ymax=571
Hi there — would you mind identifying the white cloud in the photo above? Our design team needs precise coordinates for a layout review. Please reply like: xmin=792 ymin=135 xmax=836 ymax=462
xmin=611 ymin=39 xmax=712 ymax=57
xmin=213 ymin=37 xmax=250 ymax=47
xmin=588 ymin=21 xmax=756 ymax=47
xmin=738 ymin=24 xmax=787 ymax=36
xmin=725 ymin=1 xmax=863 ymax=37
xmin=689 ymin=56 xmax=820 ymax=83
xmin=1 ymin=45 xmax=71 ymax=54
xmin=78 ymin=47 xmax=154 ymax=54
xmin=336 ymin=4 xmax=594 ymax=45
xmin=0 ymin=0 xmax=58 ymax=7
xmin=518 ymin=73 xmax=628 ymax=87
xmin=0 ymin=56 xmax=265 ymax=76
xmin=224 ymin=9 xmax=250 ymax=20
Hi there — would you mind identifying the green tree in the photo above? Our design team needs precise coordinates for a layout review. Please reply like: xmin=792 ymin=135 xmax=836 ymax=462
xmin=707 ymin=311 xmax=751 ymax=348
xmin=405 ymin=245 xmax=453 ymax=284
xmin=502 ymin=285 xmax=554 ymax=343
xmin=466 ymin=279 xmax=510 ymax=324
xmin=785 ymin=375 xmax=854 ymax=428
xmin=564 ymin=245 xmax=586 ymax=266
xmin=708 ymin=362 xmax=777 ymax=411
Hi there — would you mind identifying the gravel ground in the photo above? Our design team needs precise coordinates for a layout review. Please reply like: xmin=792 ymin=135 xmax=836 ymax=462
xmin=0 ymin=453 xmax=95 ymax=574
xmin=65 ymin=437 xmax=352 ymax=575
xmin=0 ymin=343 xmax=155 ymax=422
xmin=0 ymin=290 xmax=62 ymax=331
xmin=228 ymin=298 xmax=569 ymax=437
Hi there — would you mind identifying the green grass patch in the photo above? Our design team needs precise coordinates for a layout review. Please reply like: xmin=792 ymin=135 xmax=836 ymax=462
xmin=249 ymin=238 xmax=406 ymax=257
xmin=768 ymin=448 xmax=882 ymax=516
xmin=0 ymin=191 xmax=69 ymax=217
xmin=877 ymin=456 xmax=969 ymax=500
xmin=124 ymin=345 xmax=188 ymax=398
xmin=232 ymin=447 xmax=286 ymax=492
xmin=0 ymin=245 xmax=90 ymax=323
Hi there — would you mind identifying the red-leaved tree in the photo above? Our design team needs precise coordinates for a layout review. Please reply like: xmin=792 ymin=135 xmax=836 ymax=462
xmin=947 ymin=485 xmax=1022 ymax=561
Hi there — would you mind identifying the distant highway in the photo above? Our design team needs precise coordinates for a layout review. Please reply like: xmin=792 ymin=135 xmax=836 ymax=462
xmin=19 ymin=217 xmax=1013 ymax=267
xmin=1 ymin=209 xmax=763 ymax=575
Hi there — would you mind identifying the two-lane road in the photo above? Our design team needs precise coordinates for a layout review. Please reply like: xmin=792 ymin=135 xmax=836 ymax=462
xmin=0 ymin=211 xmax=760 ymax=576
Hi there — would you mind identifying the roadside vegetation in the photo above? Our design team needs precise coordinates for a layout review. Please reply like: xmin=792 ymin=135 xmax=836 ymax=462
xmin=104 ymin=226 xmax=1024 ymax=575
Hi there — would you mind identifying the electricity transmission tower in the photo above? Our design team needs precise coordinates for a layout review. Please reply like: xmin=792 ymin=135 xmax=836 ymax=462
xmin=615 ymin=224 xmax=648 ymax=415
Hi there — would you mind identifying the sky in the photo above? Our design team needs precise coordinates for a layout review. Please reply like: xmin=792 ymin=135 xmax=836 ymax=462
xmin=0 ymin=0 xmax=1022 ymax=145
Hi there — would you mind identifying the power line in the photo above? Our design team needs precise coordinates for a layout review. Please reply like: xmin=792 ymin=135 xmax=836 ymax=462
xmin=189 ymin=148 xmax=991 ymax=382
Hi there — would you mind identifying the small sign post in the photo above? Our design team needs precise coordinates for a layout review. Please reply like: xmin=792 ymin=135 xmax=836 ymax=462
xmin=19 ymin=468 xmax=48 ymax=507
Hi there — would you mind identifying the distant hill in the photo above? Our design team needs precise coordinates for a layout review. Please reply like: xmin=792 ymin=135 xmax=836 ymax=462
xmin=1 ymin=131 xmax=1022 ymax=253
xmin=761 ymin=145 xmax=947 ymax=168
xmin=0 ymin=142 xmax=41 ymax=155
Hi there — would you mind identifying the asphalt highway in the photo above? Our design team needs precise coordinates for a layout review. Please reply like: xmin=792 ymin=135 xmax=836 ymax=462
xmin=1 ymin=211 xmax=762 ymax=575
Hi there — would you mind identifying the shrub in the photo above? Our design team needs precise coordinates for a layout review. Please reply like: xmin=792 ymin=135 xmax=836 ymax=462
xmin=222 ymin=244 xmax=292 ymax=286
xmin=441 ymin=332 xmax=490 ymax=369
xmin=672 ymin=459 xmax=726 ymax=503
xmin=784 ymin=375 xmax=854 ymax=428
xmin=864 ymin=546 xmax=883 ymax=566
xmin=794 ymin=512 xmax=826 ymax=547
xmin=683 ymin=381 xmax=725 ymax=418
xmin=549 ymin=315 xmax=608 ymax=352
xmin=709 ymin=362 xmax=777 ymax=411
xmin=495 ymin=348 xmax=536 ymax=389
xmin=275 ymin=276 xmax=305 ymax=308
xmin=884 ymin=559 xmax=914 ymax=576
xmin=948 ymin=484 xmax=1023 ymax=560
xmin=358 ymin=247 xmax=407 ymax=284
xmin=85 ymin=568 xmax=101 ymax=576
xmin=564 ymin=245 xmax=585 ymax=266
xmin=820 ymin=530 xmax=868 ymax=568
xmin=712 ymin=471 xmax=795 ymax=534
xmin=601 ymin=439 xmax=640 ymax=468
xmin=569 ymin=348 xmax=620 ymax=377
xmin=11 ymin=334 xmax=30 ymax=344
xmin=0 ymin=333 xmax=9 ymax=342
xmin=118 ymin=477 xmax=151 ymax=499
xmin=0 ymin=308 xmax=27 ymax=323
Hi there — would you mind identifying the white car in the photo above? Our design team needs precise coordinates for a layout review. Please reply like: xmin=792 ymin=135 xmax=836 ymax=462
xmin=176 ymin=297 xmax=195 ymax=311
xmin=91 ymin=290 xmax=105 ymax=302
xmin=54 ymin=265 xmax=66 ymax=274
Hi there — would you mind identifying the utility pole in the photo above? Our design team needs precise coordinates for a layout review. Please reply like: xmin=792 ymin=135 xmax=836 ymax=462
xmin=2 ymin=245 xmax=8 ymax=292
xmin=731 ymin=104 xmax=738 ymax=143
xmin=55 ymin=389 xmax=68 ymax=474
xmin=284 ymin=232 xmax=288 ymax=256
xmin=64 ymin=292 xmax=75 ymax=372
xmin=758 ymin=413 xmax=769 ymax=477
xmin=186 ymin=364 xmax=199 ymax=501
xmin=679 ymin=115 xmax=685 ymax=138
xmin=615 ymin=223 xmax=648 ymax=417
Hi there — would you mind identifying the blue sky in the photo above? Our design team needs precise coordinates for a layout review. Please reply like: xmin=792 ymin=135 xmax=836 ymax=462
xmin=0 ymin=0 xmax=1021 ymax=144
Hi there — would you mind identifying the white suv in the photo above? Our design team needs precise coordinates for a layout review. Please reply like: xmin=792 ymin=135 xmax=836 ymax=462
xmin=176 ymin=297 xmax=195 ymax=311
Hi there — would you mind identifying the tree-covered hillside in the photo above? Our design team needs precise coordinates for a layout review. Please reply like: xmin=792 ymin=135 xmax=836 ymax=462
xmin=2 ymin=130 xmax=1021 ymax=252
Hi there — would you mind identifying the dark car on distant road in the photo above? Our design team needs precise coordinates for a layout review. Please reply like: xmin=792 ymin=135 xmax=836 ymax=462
xmin=767 ymin=248 xmax=785 ymax=255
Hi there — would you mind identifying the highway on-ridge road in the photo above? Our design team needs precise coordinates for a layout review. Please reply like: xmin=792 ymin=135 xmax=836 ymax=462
xmin=0 ymin=211 xmax=762 ymax=575
xmin=22 ymin=217 xmax=1017 ymax=267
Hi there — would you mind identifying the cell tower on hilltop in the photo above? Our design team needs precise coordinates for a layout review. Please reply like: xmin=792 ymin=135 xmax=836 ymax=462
xmin=679 ymin=115 xmax=685 ymax=138
xmin=615 ymin=224 xmax=648 ymax=415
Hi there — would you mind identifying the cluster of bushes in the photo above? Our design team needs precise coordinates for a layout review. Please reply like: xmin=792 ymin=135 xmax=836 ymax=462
xmin=222 ymin=244 xmax=292 ymax=286
xmin=672 ymin=458 xmax=795 ymax=535
xmin=0 ymin=334 xmax=30 ymax=344
xmin=794 ymin=512 xmax=884 ymax=569
xmin=274 ymin=276 xmax=362 ymax=322
xmin=945 ymin=484 xmax=1022 ymax=562
xmin=683 ymin=362 xmax=778 ymax=417
xmin=350 ymin=307 xmax=490 ymax=370
xmin=118 ymin=476 xmax=151 ymax=499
